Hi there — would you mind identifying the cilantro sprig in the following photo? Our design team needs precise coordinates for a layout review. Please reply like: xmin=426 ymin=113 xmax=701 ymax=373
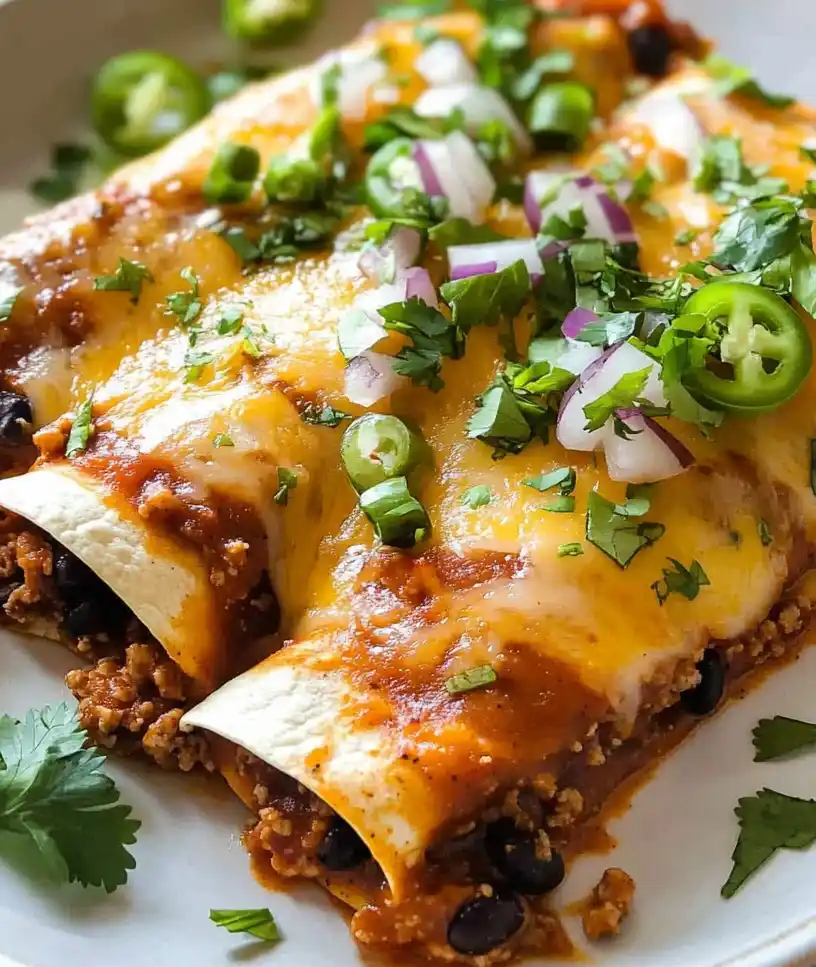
xmin=753 ymin=716 xmax=816 ymax=762
xmin=0 ymin=703 xmax=139 ymax=892
xmin=210 ymin=908 xmax=280 ymax=942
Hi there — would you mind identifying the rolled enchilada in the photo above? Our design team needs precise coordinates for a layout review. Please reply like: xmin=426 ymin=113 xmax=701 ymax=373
xmin=2 ymin=0 xmax=816 ymax=959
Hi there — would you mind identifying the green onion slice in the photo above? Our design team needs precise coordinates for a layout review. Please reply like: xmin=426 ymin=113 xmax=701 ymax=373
xmin=203 ymin=142 xmax=261 ymax=204
xmin=359 ymin=476 xmax=430 ymax=548
xmin=445 ymin=664 xmax=497 ymax=695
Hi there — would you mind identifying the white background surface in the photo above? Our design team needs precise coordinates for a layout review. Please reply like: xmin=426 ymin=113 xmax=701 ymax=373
xmin=1 ymin=1 xmax=816 ymax=965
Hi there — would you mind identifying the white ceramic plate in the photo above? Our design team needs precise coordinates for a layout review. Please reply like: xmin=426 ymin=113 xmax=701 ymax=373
xmin=1 ymin=2 xmax=816 ymax=966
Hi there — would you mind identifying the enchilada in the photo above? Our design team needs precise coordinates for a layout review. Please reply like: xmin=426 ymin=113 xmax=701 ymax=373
xmin=2 ymin=0 xmax=816 ymax=960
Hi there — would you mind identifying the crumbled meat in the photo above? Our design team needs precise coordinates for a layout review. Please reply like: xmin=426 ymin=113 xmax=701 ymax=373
xmin=582 ymin=868 xmax=636 ymax=941
xmin=66 ymin=642 xmax=209 ymax=771
xmin=246 ymin=800 xmax=332 ymax=879
xmin=3 ymin=531 xmax=53 ymax=618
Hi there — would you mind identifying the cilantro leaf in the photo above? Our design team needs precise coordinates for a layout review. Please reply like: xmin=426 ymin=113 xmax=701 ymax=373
xmin=210 ymin=908 xmax=280 ymax=942
xmin=379 ymin=297 xmax=463 ymax=390
xmin=461 ymin=485 xmax=493 ymax=509
xmin=444 ymin=664 xmax=497 ymax=695
xmin=0 ymin=702 xmax=139 ymax=892
xmin=212 ymin=433 xmax=234 ymax=447
xmin=65 ymin=396 xmax=95 ymax=458
xmin=789 ymin=242 xmax=816 ymax=315
xmin=705 ymin=55 xmax=794 ymax=109
xmin=29 ymin=142 xmax=94 ymax=204
xmin=582 ymin=367 xmax=651 ymax=432
xmin=274 ymin=467 xmax=298 ymax=506
xmin=216 ymin=306 xmax=245 ymax=336
xmin=712 ymin=197 xmax=802 ymax=272
xmin=722 ymin=789 xmax=816 ymax=898
xmin=574 ymin=311 xmax=640 ymax=347
xmin=441 ymin=260 xmax=530 ymax=332
xmin=467 ymin=381 xmax=531 ymax=454
xmin=165 ymin=267 xmax=202 ymax=326
xmin=753 ymin=716 xmax=816 ymax=762
xmin=523 ymin=466 xmax=575 ymax=495
xmin=585 ymin=490 xmax=664 ymax=568
xmin=0 ymin=284 xmax=22 ymax=323
xmin=650 ymin=557 xmax=710 ymax=605
xmin=363 ymin=107 xmax=447 ymax=151
xmin=183 ymin=349 xmax=215 ymax=383
xmin=94 ymin=258 xmax=154 ymax=304
xmin=428 ymin=219 xmax=508 ymax=252
xmin=300 ymin=402 xmax=350 ymax=427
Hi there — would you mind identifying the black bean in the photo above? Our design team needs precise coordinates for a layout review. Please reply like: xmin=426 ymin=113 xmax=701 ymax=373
xmin=53 ymin=547 xmax=98 ymax=598
xmin=628 ymin=24 xmax=673 ymax=77
xmin=316 ymin=817 xmax=370 ymax=871
xmin=0 ymin=582 xmax=20 ymax=606
xmin=63 ymin=592 xmax=129 ymax=639
xmin=485 ymin=819 xmax=565 ymax=896
xmin=447 ymin=891 xmax=525 ymax=957
xmin=0 ymin=391 xmax=32 ymax=446
xmin=681 ymin=648 xmax=725 ymax=716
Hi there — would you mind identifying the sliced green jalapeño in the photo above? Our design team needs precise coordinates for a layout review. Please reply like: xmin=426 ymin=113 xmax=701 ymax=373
xmin=223 ymin=0 xmax=322 ymax=45
xmin=682 ymin=281 xmax=812 ymax=413
xmin=364 ymin=138 xmax=424 ymax=220
xmin=91 ymin=52 xmax=211 ymax=157
xmin=341 ymin=414 xmax=425 ymax=492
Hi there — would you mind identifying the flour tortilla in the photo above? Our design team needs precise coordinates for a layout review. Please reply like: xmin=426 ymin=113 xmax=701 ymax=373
xmin=0 ymin=465 xmax=222 ymax=687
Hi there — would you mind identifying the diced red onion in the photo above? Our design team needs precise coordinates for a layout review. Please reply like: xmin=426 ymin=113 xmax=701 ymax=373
xmin=414 ymin=84 xmax=532 ymax=156
xmin=525 ymin=170 xmax=637 ymax=249
xmin=414 ymin=132 xmax=495 ymax=224
xmin=628 ymin=89 xmax=706 ymax=165
xmin=312 ymin=47 xmax=387 ymax=120
xmin=448 ymin=239 xmax=544 ymax=281
xmin=561 ymin=307 xmax=599 ymax=340
xmin=556 ymin=341 xmax=665 ymax=452
xmin=605 ymin=408 xmax=694 ymax=483
xmin=344 ymin=351 xmax=405 ymax=406
xmin=445 ymin=131 xmax=496 ymax=215
xmin=413 ymin=141 xmax=446 ymax=198
xmin=404 ymin=266 xmax=438 ymax=307
xmin=557 ymin=341 xmax=604 ymax=375
xmin=358 ymin=227 xmax=422 ymax=285
xmin=416 ymin=39 xmax=477 ymax=87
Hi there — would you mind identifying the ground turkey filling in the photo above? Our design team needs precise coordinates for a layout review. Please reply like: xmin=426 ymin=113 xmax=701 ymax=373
xmin=0 ymin=512 xmax=212 ymax=772
xmin=236 ymin=591 xmax=813 ymax=965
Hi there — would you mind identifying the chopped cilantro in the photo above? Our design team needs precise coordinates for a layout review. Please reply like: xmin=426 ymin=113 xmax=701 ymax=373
xmin=467 ymin=381 xmax=532 ymax=455
xmin=800 ymin=144 xmax=816 ymax=165
xmin=183 ymin=349 xmax=215 ymax=383
xmin=511 ymin=49 xmax=574 ymax=102
xmin=722 ymin=789 xmax=816 ymax=898
xmin=94 ymin=258 xmax=153 ymax=304
xmin=65 ymin=396 xmax=95 ymax=458
xmin=651 ymin=558 xmax=710 ymax=605
xmin=212 ymin=433 xmax=235 ymax=447
xmin=592 ymin=143 xmax=630 ymax=185
xmin=674 ymin=228 xmax=698 ymax=246
xmin=523 ymin=467 xmax=575 ymax=495
xmin=539 ymin=495 xmax=575 ymax=513
xmin=240 ymin=324 xmax=263 ymax=358
xmin=0 ymin=702 xmax=139 ymax=891
xmin=429 ymin=219 xmax=508 ymax=251
xmin=166 ymin=266 xmax=202 ymax=325
xmin=363 ymin=107 xmax=447 ymax=151
xmin=711 ymin=197 xmax=802 ymax=273
xmin=210 ymin=909 xmax=280 ymax=943
xmin=444 ymin=664 xmax=497 ymax=695
xmin=441 ymin=259 xmax=529 ymax=332
xmin=461 ymin=485 xmax=494 ymax=509
xmin=29 ymin=142 xmax=94 ymax=204
xmin=585 ymin=490 xmax=664 ymax=568
xmin=274 ymin=467 xmax=298 ymax=505
xmin=557 ymin=542 xmax=583 ymax=558
xmin=378 ymin=298 xmax=463 ymax=390
xmin=753 ymin=716 xmax=816 ymax=762
xmin=582 ymin=367 xmax=651 ymax=432
xmin=216 ymin=305 xmax=245 ymax=335
xmin=705 ymin=54 xmax=794 ymax=109
xmin=574 ymin=311 xmax=640 ymax=347
xmin=0 ymin=285 xmax=22 ymax=323
xmin=758 ymin=518 xmax=773 ymax=547
xmin=300 ymin=402 xmax=350 ymax=427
